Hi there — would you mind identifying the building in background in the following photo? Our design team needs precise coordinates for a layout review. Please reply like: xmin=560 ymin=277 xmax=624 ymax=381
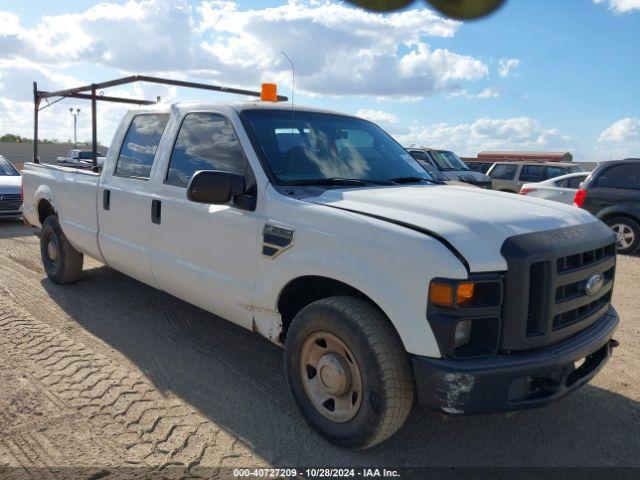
xmin=467 ymin=151 xmax=573 ymax=163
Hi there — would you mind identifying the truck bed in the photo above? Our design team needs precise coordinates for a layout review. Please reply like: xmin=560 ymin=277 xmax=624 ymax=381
xmin=22 ymin=162 xmax=103 ymax=262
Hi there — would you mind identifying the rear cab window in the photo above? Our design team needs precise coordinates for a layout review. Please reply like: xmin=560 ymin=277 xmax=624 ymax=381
xmin=114 ymin=113 xmax=170 ymax=179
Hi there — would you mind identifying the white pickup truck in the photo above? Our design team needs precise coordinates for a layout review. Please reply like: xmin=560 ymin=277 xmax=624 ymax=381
xmin=57 ymin=149 xmax=106 ymax=168
xmin=23 ymin=101 xmax=619 ymax=449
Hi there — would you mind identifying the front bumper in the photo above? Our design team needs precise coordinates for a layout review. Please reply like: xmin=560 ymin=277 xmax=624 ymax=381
xmin=412 ymin=306 xmax=618 ymax=414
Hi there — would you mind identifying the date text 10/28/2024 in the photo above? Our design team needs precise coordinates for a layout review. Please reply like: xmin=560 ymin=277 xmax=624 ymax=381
xmin=233 ymin=468 xmax=401 ymax=478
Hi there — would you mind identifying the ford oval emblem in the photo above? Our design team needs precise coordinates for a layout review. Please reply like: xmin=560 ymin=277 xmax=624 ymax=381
xmin=585 ymin=273 xmax=605 ymax=296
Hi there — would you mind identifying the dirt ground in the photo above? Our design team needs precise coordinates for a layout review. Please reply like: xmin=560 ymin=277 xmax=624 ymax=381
xmin=0 ymin=218 xmax=639 ymax=479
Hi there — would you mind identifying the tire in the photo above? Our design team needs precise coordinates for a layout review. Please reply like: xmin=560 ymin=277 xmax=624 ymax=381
xmin=40 ymin=215 xmax=84 ymax=284
xmin=605 ymin=216 xmax=640 ymax=255
xmin=284 ymin=296 xmax=414 ymax=449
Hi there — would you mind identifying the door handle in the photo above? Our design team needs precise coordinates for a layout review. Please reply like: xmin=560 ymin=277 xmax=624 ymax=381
xmin=103 ymin=189 xmax=110 ymax=210
xmin=151 ymin=199 xmax=162 ymax=224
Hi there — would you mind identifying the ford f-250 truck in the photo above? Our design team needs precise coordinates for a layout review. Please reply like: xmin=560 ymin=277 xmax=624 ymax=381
xmin=23 ymin=100 xmax=619 ymax=449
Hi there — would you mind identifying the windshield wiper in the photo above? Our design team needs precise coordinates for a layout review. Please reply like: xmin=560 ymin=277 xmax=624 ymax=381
xmin=288 ymin=178 xmax=393 ymax=186
xmin=388 ymin=176 xmax=442 ymax=185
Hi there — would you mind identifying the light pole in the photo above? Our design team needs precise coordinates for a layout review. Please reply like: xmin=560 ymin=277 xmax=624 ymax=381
xmin=69 ymin=108 xmax=80 ymax=147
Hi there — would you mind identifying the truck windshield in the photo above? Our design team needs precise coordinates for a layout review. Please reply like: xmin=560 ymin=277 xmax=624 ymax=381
xmin=241 ymin=109 xmax=432 ymax=185
xmin=0 ymin=158 xmax=20 ymax=176
xmin=430 ymin=150 xmax=469 ymax=171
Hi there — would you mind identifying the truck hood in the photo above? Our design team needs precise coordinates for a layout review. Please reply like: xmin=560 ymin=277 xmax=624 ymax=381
xmin=305 ymin=184 xmax=597 ymax=272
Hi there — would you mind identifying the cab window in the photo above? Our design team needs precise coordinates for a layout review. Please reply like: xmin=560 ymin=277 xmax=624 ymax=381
xmin=166 ymin=112 xmax=250 ymax=188
xmin=115 ymin=113 xmax=170 ymax=179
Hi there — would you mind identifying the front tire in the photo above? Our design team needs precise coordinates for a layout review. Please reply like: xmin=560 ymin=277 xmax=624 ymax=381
xmin=606 ymin=216 xmax=640 ymax=255
xmin=284 ymin=296 xmax=414 ymax=449
xmin=40 ymin=215 xmax=84 ymax=284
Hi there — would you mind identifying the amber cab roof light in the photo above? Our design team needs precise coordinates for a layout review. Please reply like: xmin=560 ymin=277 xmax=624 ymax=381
xmin=261 ymin=83 xmax=279 ymax=102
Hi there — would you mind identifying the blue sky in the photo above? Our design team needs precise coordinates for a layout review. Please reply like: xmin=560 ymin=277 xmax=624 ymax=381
xmin=0 ymin=0 xmax=638 ymax=161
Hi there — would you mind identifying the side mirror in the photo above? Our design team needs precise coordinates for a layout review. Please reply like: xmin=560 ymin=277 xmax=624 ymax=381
xmin=187 ymin=170 xmax=245 ymax=205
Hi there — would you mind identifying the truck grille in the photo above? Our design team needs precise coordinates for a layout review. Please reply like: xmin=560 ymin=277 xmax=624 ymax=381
xmin=556 ymin=244 xmax=616 ymax=274
xmin=0 ymin=193 xmax=22 ymax=212
xmin=500 ymin=222 xmax=617 ymax=351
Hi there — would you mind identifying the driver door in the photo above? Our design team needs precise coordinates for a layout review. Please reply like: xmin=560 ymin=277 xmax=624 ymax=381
xmin=148 ymin=111 xmax=261 ymax=328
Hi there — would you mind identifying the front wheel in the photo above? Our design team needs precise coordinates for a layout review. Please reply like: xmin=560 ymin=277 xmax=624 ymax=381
xmin=606 ymin=216 xmax=640 ymax=255
xmin=40 ymin=215 xmax=84 ymax=284
xmin=284 ymin=296 xmax=414 ymax=449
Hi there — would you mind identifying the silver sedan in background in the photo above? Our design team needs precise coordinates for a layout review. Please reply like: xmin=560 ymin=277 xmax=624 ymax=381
xmin=0 ymin=155 xmax=22 ymax=219
xmin=519 ymin=171 xmax=589 ymax=204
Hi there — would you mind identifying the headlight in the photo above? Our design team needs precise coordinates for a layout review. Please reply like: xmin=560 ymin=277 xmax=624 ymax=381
xmin=454 ymin=320 xmax=472 ymax=348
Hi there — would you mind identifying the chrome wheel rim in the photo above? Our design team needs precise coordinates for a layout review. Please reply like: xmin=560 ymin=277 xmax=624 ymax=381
xmin=612 ymin=224 xmax=635 ymax=250
xmin=300 ymin=331 xmax=363 ymax=423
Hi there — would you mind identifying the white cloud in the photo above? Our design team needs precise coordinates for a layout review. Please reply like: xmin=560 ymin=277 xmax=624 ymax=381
xmin=448 ymin=87 xmax=500 ymax=99
xmin=197 ymin=1 xmax=486 ymax=98
xmin=0 ymin=1 xmax=488 ymax=100
xmin=394 ymin=117 xmax=570 ymax=156
xmin=598 ymin=117 xmax=640 ymax=142
xmin=498 ymin=58 xmax=520 ymax=78
xmin=355 ymin=109 xmax=399 ymax=125
xmin=595 ymin=117 xmax=640 ymax=160
xmin=594 ymin=0 xmax=640 ymax=14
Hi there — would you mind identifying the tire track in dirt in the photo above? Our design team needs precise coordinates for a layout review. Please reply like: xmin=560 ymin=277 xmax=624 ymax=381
xmin=0 ymin=247 xmax=295 ymax=417
xmin=0 ymin=295 xmax=266 ymax=475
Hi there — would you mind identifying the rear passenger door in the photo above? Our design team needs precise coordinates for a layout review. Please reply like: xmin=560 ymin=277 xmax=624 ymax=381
xmin=98 ymin=113 xmax=170 ymax=286
xmin=148 ymin=111 xmax=260 ymax=329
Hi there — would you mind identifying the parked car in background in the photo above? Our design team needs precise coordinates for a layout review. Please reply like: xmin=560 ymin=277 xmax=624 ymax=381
xmin=416 ymin=160 xmax=478 ymax=187
xmin=520 ymin=171 xmax=589 ymax=204
xmin=487 ymin=161 xmax=584 ymax=193
xmin=406 ymin=147 xmax=492 ymax=188
xmin=57 ymin=149 xmax=106 ymax=168
xmin=574 ymin=159 xmax=640 ymax=254
xmin=0 ymin=155 xmax=22 ymax=219
xmin=466 ymin=161 xmax=495 ymax=174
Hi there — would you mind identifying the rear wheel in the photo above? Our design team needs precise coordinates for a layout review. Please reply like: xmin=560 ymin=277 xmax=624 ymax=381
xmin=606 ymin=216 xmax=640 ymax=255
xmin=40 ymin=215 xmax=84 ymax=284
xmin=284 ymin=296 xmax=414 ymax=449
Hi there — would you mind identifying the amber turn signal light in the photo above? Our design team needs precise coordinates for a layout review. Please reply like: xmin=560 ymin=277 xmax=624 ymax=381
xmin=429 ymin=282 xmax=476 ymax=307
xmin=429 ymin=282 xmax=454 ymax=307
xmin=457 ymin=282 xmax=475 ymax=305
